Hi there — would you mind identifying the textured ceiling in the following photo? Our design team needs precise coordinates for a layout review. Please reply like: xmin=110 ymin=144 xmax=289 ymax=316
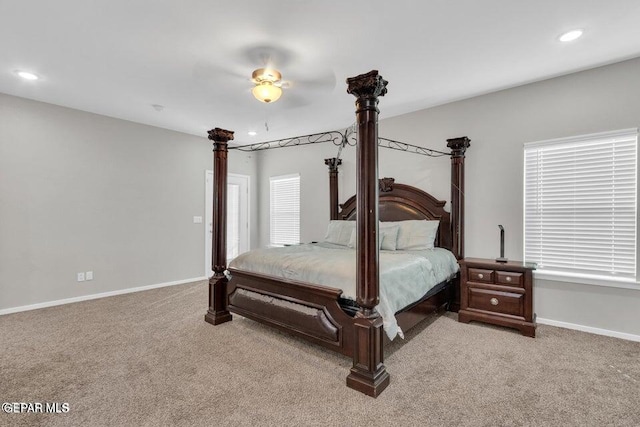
xmin=1 ymin=0 xmax=640 ymax=144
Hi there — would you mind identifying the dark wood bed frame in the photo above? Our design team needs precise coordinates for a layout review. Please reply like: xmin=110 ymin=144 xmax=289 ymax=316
xmin=204 ymin=70 xmax=470 ymax=397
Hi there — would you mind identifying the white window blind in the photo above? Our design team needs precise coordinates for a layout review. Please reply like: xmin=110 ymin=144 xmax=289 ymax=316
xmin=270 ymin=174 xmax=300 ymax=246
xmin=524 ymin=128 xmax=638 ymax=280
xmin=227 ymin=183 xmax=240 ymax=260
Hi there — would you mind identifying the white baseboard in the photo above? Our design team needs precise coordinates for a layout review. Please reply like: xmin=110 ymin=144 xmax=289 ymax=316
xmin=537 ymin=317 xmax=640 ymax=343
xmin=0 ymin=276 xmax=207 ymax=316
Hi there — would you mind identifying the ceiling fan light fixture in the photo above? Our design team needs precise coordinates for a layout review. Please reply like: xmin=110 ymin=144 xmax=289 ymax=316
xmin=252 ymin=81 xmax=282 ymax=103
xmin=251 ymin=68 xmax=283 ymax=103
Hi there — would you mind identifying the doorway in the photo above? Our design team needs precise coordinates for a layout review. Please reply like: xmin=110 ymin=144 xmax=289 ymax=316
xmin=205 ymin=171 xmax=250 ymax=277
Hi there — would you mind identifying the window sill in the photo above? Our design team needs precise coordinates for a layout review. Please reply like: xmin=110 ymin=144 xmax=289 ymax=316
xmin=533 ymin=270 xmax=640 ymax=291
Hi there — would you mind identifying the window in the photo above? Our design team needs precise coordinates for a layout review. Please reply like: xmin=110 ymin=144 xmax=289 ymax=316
xmin=524 ymin=128 xmax=638 ymax=282
xmin=270 ymin=174 xmax=300 ymax=246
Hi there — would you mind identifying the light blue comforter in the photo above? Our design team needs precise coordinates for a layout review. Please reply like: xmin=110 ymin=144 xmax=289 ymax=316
xmin=229 ymin=243 xmax=459 ymax=340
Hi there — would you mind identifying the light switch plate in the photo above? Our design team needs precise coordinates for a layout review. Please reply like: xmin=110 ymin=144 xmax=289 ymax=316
xmin=193 ymin=216 xmax=203 ymax=224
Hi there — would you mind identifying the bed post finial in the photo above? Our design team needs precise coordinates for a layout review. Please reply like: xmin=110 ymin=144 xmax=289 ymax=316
xmin=346 ymin=70 xmax=388 ymax=101
xmin=447 ymin=136 xmax=470 ymax=157
xmin=447 ymin=136 xmax=470 ymax=262
xmin=324 ymin=158 xmax=342 ymax=220
xmin=345 ymin=70 xmax=390 ymax=398
xmin=208 ymin=127 xmax=235 ymax=145
xmin=205 ymin=127 xmax=234 ymax=326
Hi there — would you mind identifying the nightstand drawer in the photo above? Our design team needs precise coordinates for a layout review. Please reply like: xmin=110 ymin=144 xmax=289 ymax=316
xmin=496 ymin=271 xmax=523 ymax=287
xmin=468 ymin=268 xmax=494 ymax=283
xmin=468 ymin=288 xmax=523 ymax=317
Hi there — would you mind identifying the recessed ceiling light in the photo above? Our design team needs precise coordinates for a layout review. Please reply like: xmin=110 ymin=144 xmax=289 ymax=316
xmin=16 ymin=71 xmax=39 ymax=80
xmin=248 ymin=131 xmax=257 ymax=136
xmin=559 ymin=29 xmax=583 ymax=42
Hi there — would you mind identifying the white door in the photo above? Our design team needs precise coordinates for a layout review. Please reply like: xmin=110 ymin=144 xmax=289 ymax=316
xmin=205 ymin=171 xmax=250 ymax=277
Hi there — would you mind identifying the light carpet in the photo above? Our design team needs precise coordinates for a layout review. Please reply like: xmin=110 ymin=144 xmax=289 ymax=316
xmin=1 ymin=281 xmax=639 ymax=426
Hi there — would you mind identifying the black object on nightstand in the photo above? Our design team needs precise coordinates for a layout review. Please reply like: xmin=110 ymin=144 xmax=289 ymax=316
xmin=458 ymin=258 xmax=537 ymax=337
xmin=496 ymin=225 xmax=508 ymax=263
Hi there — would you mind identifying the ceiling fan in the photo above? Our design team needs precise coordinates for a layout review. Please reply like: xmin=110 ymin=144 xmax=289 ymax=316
xmin=194 ymin=44 xmax=336 ymax=109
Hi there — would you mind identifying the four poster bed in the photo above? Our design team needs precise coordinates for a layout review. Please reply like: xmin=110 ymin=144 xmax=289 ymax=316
xmin=204 ymin=70 xmax=471 ymax=397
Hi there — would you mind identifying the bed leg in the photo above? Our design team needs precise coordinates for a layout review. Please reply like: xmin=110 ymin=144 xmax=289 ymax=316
xmin=204 ymin=274 xmax=232 ymax=325
xmin=449 ymin=274 xmax=461 ymax=312
xmin=346 ymin=313 xmax=390 ymax=398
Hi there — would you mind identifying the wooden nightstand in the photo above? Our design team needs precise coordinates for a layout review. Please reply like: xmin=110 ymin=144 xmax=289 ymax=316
xmin=458 ymin=258 xmax=537 ymax=337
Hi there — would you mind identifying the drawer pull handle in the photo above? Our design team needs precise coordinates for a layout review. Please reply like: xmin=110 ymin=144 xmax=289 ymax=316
xmin=478 ymin=273 xmax=484 ymax=279
xmin=506 ymin=276 xmax=512 ymax=282
xmin=490 ymin=298 xmax=499 ymax=306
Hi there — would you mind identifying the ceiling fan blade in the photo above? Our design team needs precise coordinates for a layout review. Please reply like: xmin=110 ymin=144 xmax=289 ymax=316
xmin=285 ymin=69 xmax=336 ymax=92
xmin=235 ymin=44 xmax=296 ymax=70
xmin=278 ymin=92 xmax=315 ymax=109
xmin=193 ymin=61 xmax=248 ymax=83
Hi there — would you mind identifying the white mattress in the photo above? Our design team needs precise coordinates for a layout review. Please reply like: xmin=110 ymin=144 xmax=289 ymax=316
xmin=229 ymin=243 xmax=459 ymax=340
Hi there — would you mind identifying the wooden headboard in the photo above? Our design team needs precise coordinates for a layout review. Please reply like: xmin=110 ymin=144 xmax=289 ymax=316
xmin=337 ymin=178 xmax=452 ymax=252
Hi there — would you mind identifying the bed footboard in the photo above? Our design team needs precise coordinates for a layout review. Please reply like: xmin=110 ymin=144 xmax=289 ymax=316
xmin=226 ymin=268 xmax=356 ymax=356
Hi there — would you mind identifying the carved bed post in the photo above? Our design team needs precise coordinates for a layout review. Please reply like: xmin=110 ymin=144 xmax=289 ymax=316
xmin=345 ymin=70 xmax=390 ymax=397
xmin=447 ymin=137 xmax=470 ymax=261
xmin=324 ymin=157 xmax=342 ymax=220
xmin=204 ymin=127 xmax=235 ymax=326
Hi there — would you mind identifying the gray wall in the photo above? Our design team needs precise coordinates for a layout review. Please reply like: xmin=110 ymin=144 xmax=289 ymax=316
xmin=256 ymin=57 xmax=640 ymax=338
xmin=0 ymin=93 xmax=257 ymax=310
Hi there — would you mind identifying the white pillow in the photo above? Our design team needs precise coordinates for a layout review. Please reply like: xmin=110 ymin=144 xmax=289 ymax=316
xmin=390 ymin=220 xmax=440 ymax=250
xmin=380 ymin=223 xmax=400 ymax=250
xmin=347 ymin=223 xmax=400 ymax=251
xmin=324 ymin=220 xmax=356 ymax=246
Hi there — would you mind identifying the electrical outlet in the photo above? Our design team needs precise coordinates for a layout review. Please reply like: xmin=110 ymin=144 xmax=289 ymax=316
xmin=77 ymin=272 xmax=85 ymax=282
xmin=85 ymin=271 xmax=93 ymax=281
xmin=193 ymin=216 xmax=203 ymax=224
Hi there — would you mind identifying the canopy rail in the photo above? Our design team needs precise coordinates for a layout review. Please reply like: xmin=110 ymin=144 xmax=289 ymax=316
xmin=229 ymin=129 xmax=450 ymax=158
xmin=229 ymin=130 xmax=349 ymax=152
xmin=378 ymin=137 xmax=449 ymax=157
